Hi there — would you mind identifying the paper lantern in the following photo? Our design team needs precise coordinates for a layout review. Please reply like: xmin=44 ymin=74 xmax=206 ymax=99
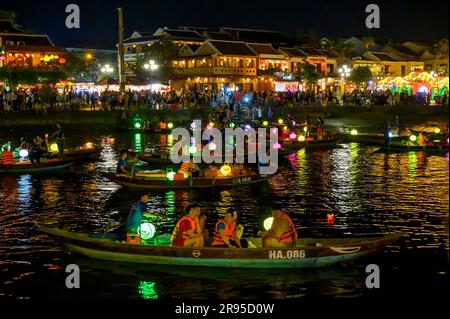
xmin=59 ymin=58 xmax=66 ymax=64
xmin=350 ymin=129 xmax=358 ymax=136
xmin=264 ymin=217 xmax=274 ymax=231
xmin=50 ymin=143 xmax=59 ymax=152
xmin=220 ymin=164 xmax=232 ymax=176
xmin=298 ymin=135 xmax=305 ymax=142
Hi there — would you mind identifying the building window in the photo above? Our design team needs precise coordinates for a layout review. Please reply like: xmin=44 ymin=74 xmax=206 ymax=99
xmin=327 ymin=63 xmax=334 ymax=74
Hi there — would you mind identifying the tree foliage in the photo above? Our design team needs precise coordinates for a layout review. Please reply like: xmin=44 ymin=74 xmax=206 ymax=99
xmin=300 ymin=62 xmax=321 ymax=87
xmin=0 ymin=67 xmax=68 ymax=86
xmin=349 ymin=66 xmax=372 ymax=85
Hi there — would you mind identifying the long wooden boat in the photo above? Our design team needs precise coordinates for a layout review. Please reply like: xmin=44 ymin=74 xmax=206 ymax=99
xmin=39 ymin=226 xmax=402 ymax=269
xmin=64 ymin=146 xmax=101 ymax=160
xmin=105 ymin=171 xmax=271 ymax=189
xmin=0 ymin=158 xmax=75 ymax=173
xmin=283 ymin=139 xmax=343 ymax=149
xmin=382 ymin=144 xmax=449 ymax=153
xmin=115 ymin=126 xmax=171 ymax=134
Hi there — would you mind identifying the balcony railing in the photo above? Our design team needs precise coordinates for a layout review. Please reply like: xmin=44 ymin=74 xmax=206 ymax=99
xmin=173 ymin=67 xmax=256 ymax=76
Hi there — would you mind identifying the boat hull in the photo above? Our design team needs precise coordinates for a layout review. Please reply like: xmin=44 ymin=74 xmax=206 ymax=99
xmin=0 ymin=159 xmax=74 ymax=173
xmin=41 ymin=227 xmax=402 ymax=269
xmin=382 ymin=144 xmax=449 ymax=152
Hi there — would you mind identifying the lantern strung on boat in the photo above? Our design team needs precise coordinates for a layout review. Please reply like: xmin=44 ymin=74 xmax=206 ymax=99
xmin=50 ymin=143 xmax=59 ymax=152
xmin=434 ymin=127 xmax=441 ymax=134
xmin=220 ymin=164 xmax=232 ymax=176
xmin=278 ymin=119 xmax=284 ymax=125
xmin=327 ymin=213 xmax=335 ymax=225
xmin=350 ymin=129 xmax=358 ymax=136
xmin=229 ymin=122 xmax=235 ymax=128
xmin=85 ymin=142 xmax=93 ymax=148
xmin=263 ymin=217 xmax=274 ymax=231
xmin=134 ymin=122 xmax=142 ymax=129
xmin=289 ymin=133 xmax=297 ymax=140
xmin=298 ymin=135 xmax=305 ymax=142
xmin=166 ymin=171 xmax=175 ymax=181
xmin=263 ymin=121 xmax=269 ymax=126
xmin=19 ymin=149 xmax=29 ymax=158
xmin=138 ymin=221 xmax=156 ymax=240
xmin=409 ymin=135 xmax=417 ymax=142
xmin=167 ymin=123 xmax=174 ymax=129
xmin=283 ymin=126 xmax=288 ymax=132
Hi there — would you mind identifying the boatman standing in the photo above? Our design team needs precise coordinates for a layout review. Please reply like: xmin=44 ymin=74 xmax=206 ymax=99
xmin=125 ymin=194 xmax=150 ymax=233
xmin=171 ymin=204 xmax=204 ymax=248
xmin=257 ymin=205 xmax=298 ymax=248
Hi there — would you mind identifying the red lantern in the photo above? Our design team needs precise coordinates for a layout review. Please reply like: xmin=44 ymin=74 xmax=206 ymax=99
xmin=59 ymin=57 xmax=66 ymax=64
xmin=327 ymin=213 xmax=335 ymax=225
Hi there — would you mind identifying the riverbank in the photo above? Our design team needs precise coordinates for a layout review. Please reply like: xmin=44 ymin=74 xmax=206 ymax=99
xmin=0 ymin=104 xmax=448 ymax=133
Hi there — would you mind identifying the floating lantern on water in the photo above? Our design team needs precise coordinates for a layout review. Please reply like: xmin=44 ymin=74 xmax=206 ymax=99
xmin=409 ymin=135 xmax=417 ymax=142
xmin=327 ymin=213 xmax=335 ymax=225
xmin=264 ymin=217 xmax=274 ymax=231
xmin=298 ymin=135 xmax=305 ymax=142
xmin=50 ymin=143 xmax=59 ymax=152
xmin=134 ymin=122 xmax=142 ymax=129
xmin=289 ymin=133 xmax=297 ymax=140
xmin=350 ymin=129 xmax=358 ymax=136
xmin=220 ymin=164 xmax=232 ymax=176
xmin=19 ymin=149 xmax=29 ymax=158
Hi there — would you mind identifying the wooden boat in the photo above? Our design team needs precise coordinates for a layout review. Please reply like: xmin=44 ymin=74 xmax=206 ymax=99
xmin=138 ymin=152 xmax=174 ymax=164
xmin=0 ymin=158 xmax=74 ymax=173
xmin=283 ymin=139 xmax=343 ymax=149
xmin=115 ymin=126 xmax=171 ymax=134
xmin=39 ymin=226 xmax=402 ymax=269
xmin=105 ymin=170 xmax=271 ymax=189
xmin=64 ymin=146 xmax=101 ymax=160
xmin=381 ymin=144 xmax=449 ymax=153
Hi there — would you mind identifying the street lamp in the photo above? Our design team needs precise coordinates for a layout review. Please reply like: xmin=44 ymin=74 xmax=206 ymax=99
xmin=144 ymin=60 xmax=159 ymax=71
xmin=338 ymin=64 xmax=352 ymax=95
xmin=100 ymin=64 xmax=114 ymax=74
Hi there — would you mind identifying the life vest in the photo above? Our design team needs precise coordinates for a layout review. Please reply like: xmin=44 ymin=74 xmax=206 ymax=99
xmin=177 ymin=162 xmax=190 ymax=174
xmin=275 ymin=213 xmax=298 ymax=244
xmin=211 ymin=220 xmax=236 ymax=246
xmin=1 ymin=151 xmax=14 ymax=164
xmin=418 ymin=134 xmax=425 ymax=145
xmin=170 ymin=215 xmax=197 ymax=243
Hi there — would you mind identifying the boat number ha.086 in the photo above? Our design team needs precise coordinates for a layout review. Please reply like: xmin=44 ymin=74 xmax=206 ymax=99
xmin=268 ymin=250 xmax=306 ymax=259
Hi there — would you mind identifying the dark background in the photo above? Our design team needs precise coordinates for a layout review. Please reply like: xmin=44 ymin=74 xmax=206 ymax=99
xmin=3 ymin=0 xmax=449 ymax=49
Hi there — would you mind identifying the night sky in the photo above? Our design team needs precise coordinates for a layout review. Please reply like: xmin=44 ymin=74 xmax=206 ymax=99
xmin=3 ymin=0 xmax=449 ymax=49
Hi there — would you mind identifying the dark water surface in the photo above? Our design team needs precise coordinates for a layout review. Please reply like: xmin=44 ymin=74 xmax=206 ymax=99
xmin=0 ymin=125 xmax=448 ymax=300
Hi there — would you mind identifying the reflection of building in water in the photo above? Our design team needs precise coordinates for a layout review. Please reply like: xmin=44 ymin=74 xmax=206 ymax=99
xmin=17 ymin=174 xmax=32 ymax=213
xmin=138 ymin=281 xmax=158 ymax=299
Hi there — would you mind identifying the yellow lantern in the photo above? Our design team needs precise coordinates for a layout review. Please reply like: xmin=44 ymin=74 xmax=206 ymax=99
xmin=278 ymin=119 xmax=284 ymax=125
xmin=50 ymin=143 xmax=59 ymax=152
xmin=220 ymin=164 xmax=232 ymax=176
xmin=298 ymin=135 xmax=305 ymax=142
xmin=434 ymin=127 xmax=441 ymax=134
xmin=263 ymin=217 xmax=274 ymax=231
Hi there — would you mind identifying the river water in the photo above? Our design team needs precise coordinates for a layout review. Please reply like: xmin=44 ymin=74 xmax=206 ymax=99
xmin=0 ymin=125 xmax=448 ymax=300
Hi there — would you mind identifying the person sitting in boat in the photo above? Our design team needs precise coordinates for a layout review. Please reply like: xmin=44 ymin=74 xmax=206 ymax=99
xmin=171 ymin=204 xmax=204 ymax=248
xmin=116 ymin=150 xmax=129 ymax=175
xmin=315 ymin=117 xmax=325 ymax=140
xmin=125 ymin=194 xmax=150 ymax=234
xmin=0 ymin=145 xmax=14 ymax=165
xmin=257 ymin=205 xmax=298 ymax=248
xmin=211 ymin=208 xmax=246 ymax=248
xmin=29 ymin=136 xmax=47 ymax=164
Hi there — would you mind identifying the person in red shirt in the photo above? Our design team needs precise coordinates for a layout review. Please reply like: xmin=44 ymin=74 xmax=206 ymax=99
xmin=171 ymin=204 xmax=204 ymax=248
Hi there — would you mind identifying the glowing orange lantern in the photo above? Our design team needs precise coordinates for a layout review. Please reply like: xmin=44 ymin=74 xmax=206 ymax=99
xmin=59 ymin=58 xmax=66 ymax=64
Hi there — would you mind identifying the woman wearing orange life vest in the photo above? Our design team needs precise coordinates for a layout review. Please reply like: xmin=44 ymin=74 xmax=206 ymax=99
xmin=211 ymin=208 xmax=243 ymax=248
xmin=257 ymin=205 xmax=298 ymax=248
xmin=171 ymin=204 xmax=204 ymax=248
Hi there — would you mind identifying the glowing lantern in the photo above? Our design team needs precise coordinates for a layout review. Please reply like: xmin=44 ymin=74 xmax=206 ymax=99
xmin=327 ymin=213 xmax=335 ymax=225
xmin=434 ymin=128 xmax=441 ymax=134
xmin=183 ymin=173 xmax=190 ymax=179
xmin=263 ymin=121 xmax=269 ymax=126
xmin=283 ymin=126 xmax=288 ymax=131
xmin=85 ymin=142 xmax=93 ymax=148
xmin=303 ymin=127 xmax=308 ymax=133
xmin=278 ymin=119 xmax=284 ymax=125
xmin=59 ymin=58 xmax=66 ymax=64
xmin=229 ymin=122 xmax=235 ymax=128
xmin=189 ymin=146 xmax=197 ymax=154
xmin=50 ymin=143 xmax=59 ymax=152
xmin=298 ymin=135 xmax=305 ymax=142
xmin=220 ymin=164 xmax=232 ymax=176
xmin=409 ymin=135 xmax=417 ymax=142
xmin=264 ymin=217 xmax=274 ymax=231
xmin=350 ymin=129 xmax=358 ymax=135
xmin=166 ymin=171 xmax=175 ymax=181
xmin=209 ymin=142 xmax=217 ymax=151
xmin=19 ymin=149 xmax=29 ymax=158
xmin=289 ymin=133 xmax=297 ymax=140
xmin=43 ymin=55 xmax=51 ymax=62
xmin=138 ymin=222 xmax=156 ymax=240
xmin=134 ymin=122 xmax=142 ymax=129
xmin=209 ymin=122 xmax=214 ymax=127
xmin=167 ymin=123 xmax=174 ymax=129
xmin=273 ymin=143 xmax=281 ymax=150
xmin=388 ymin=132 xmax=394 ymax=138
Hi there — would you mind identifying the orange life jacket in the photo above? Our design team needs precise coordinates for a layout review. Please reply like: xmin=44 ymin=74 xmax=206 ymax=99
xmin=275 ymin=213 xmax=298 ymax=244
xmin=177 ymin=162 xmax=190 ymax=174
xmin=211 ymin=219 xmax=236 ymax=246
xmin=1 ymin=151 xmax=14 ymax=164
xmin=170 ymin=215 xmax=196 ymax=243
